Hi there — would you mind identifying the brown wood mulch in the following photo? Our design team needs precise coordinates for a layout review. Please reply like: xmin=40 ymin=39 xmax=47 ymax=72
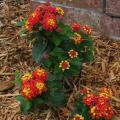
xmin=0 ymin=0 xmax=120 ymax=120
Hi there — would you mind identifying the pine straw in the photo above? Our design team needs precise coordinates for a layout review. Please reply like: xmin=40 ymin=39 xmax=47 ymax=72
xmin=0 ymin=1 xmax=120 ymax=120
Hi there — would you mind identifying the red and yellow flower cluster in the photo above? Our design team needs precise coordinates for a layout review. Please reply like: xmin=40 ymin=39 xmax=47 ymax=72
xmin=71 ymin=33 xmax=83 ymax=45
xmin=59 ymin=49 xmax=79 ymax=71
xmin=82 ymin=88 xmax=114 ymax=120
xmin=68 ymin=49 xmax=78 ymax=58
xmin=21 ymin=68 xmax=48 ymax=99
xmin=71 ymin=23 xmax=92 ymax=45
xmin=24 ymin=2 xmax=64 ymax=32
xmin=59 ymin=60 xmax=70 ymax=71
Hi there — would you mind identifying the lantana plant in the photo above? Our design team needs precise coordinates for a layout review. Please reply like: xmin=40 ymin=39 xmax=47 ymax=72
xmin=15 ymin=2 xmax=94 ymax=113
xmin=71 ymin=88 xmax=115 ymax=120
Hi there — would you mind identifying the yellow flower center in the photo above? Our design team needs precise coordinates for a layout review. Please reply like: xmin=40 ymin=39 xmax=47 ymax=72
xmin=23 ymin=87 xmax=30 ymax=96
xmin=36 ymin=69 xmax=45 ymax=76
xmin=22 ymin=73 xmax=32 ymax=81
xmin=74 ymin=33 xmax=81 ymax=40
xmin=71 ymin=33 xmax=82 ymax=44
xmin=73 ymin=114 xmax=84 ymax=120
xmin=68 ymin=49 xmax=78 ymax=58
xmin=32 ymin=13 xmax=36 ymax=18
xmin=36 ymin=82 xmax=44 ymax=90
xmin=59 ymin=60 xmax=70 ymax=71
xmin=56 ymin=7 xmax=64 ymax=15
xmin=48 ymin=19 xmax=55 ymax=26
xmin=91 ymin=106 xmax=96 ymax=113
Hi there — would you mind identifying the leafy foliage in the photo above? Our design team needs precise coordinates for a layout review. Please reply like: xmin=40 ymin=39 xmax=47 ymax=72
xmin=16 ymin=2 xmax=94 ymax=113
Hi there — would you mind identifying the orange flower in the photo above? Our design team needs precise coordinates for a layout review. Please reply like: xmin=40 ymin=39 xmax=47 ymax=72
xmin=99 ymin=88 xmax=112 ymax=99
xmin=32 ymin=68 xmax=48 ymax=82
xmin=25 ymin=11 xmax=41 ymax=31
xmin=83 ymin=93 xmax=97 ymax=106
xmin=89 ymin=96 xmax=114 ymax=120
xmin=68 ymin=49 xmax=78 ymax=58
xmin=28 ymin=11 xmax=41 ymax=25
xmin=73 ymin=114 xmax=84 ymax=120
xmin=43 ymin=13 xmax=57 ymax=32
xmin=82 ymin=25 xmax=91 ymax=34
xmin=90 ymin=106 xmax=96 ymax=119
xmin=71 ymin=23 xmax=81 ymax=32
xmin=56 ymin=7 xmax=64 ymax=17
xmin=21 ymin=82 xmax=36 ymax=99
xmin=34 ymin=79 xmax=47 ymax=95
xmin=71 ymin=33 xmax=83 ymax=44
xmin=59 ymin=60 xmax=70 ymax=71
xmin=21 ymin=73 xmax=32 ymax=84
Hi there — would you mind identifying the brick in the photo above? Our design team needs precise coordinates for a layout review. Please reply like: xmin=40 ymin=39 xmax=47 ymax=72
xmin=106 ymin=0 xmax=120 ymax=16
xmin=100 ymin=15 xmax=120 ymax=39
xmin=30 ymin=1 xmax=42 ymax=11
xmin=53 ymin=0 xmax=103 ymax=12
xmin=31 ymin=0 xmax=103 ymax=12
xmin=30 ymin=1 xmax=120 ymax=40
xmin=62 ymin=7 xmax=102 ymax=34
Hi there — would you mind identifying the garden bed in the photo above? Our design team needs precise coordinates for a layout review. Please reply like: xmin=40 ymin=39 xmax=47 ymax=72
xmin=0 ymin=1 xmax=120 ymax=120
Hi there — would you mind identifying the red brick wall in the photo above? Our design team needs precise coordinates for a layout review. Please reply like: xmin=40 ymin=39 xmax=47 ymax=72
xmin=31 ymin=0 xmax=120 ymax=40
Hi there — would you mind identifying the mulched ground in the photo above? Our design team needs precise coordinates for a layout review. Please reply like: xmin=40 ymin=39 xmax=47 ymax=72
xmin=0 ymin=1 xmax=120 ymax=120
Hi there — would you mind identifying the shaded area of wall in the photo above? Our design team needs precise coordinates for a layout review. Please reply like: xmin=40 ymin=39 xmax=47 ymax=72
xmin=31 ymin=0 xmax=120 ymax=40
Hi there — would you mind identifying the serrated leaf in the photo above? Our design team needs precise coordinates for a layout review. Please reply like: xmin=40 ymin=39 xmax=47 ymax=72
xmin=42 ymin=92 xmax=67 ymax=107
xmin=32 ymin=39 xmax=47 ymax=63
xmin=50 ymin=47 xmax=64 ymax=56
xmin=46 ymin=80 xmax=62 ymax=92
xmin=70 ymin=57 xmax=82 ymax=68
xmin=50 ymin=47 xmax=67 ymax=60
xmin=52 ymin=34 xmax=64 ymax=46
xmin=43 ymin=59 xmax=52 ymax=68
xmin=17 ymin=95 xmax=32 ymax=113
xmin=49 ymin=92 xmax=67 ymax=107
xmin=33 ymin=97 xmax=44 ymax=106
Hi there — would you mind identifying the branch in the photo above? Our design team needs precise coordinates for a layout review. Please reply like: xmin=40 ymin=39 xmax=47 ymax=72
xmin=0 ymin=93 xmax=20 ymax=97
xmin=0 ymin=73 xmax=14 ymax=76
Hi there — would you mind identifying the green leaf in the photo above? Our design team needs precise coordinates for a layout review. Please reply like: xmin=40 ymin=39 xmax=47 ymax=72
xmin=50 ymin=47 xmax=67 ymax=60
xmin=70 ymin=57 xmax=82 ymax=72
xmin=32 ymin=39 xmax=47 ymax=63
xmin=14 ymin=70 xmax=22 ymax=88
xmin=20 ymin=29 xmax=27 ymax=37
xmin=54 ymin=64 xmax=63 ymax=79
xmin=33 ymin=97 xmax=44 ymax=106
xmin=50 ymin=47 xmax=64 ymax=56
xmin=43 ymin=59 xmax=52 ymax=68
xmin=46 ymin=80 xmax=63 ymax=92
xmin=62 ymin=25 xmax=74 ymax=37
xmin=42 ymin=92 xmax=67 ymax=107
xmin=49 ymin=92 xmax=67 ymax=107
xmin=48 ymin=73 xmax=56 ymax=81
xmin=16 ymin=95 xmax=32 ymax=113
xmin=52 ymin=34 xmax=64 ymax=46
xmin=83 ymin=51 xmax=94 ymax=62
xmin=79 ymin=39 xmax=93 ymax=47
xmin=17 ymin=20 xmax=26 ymax=27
